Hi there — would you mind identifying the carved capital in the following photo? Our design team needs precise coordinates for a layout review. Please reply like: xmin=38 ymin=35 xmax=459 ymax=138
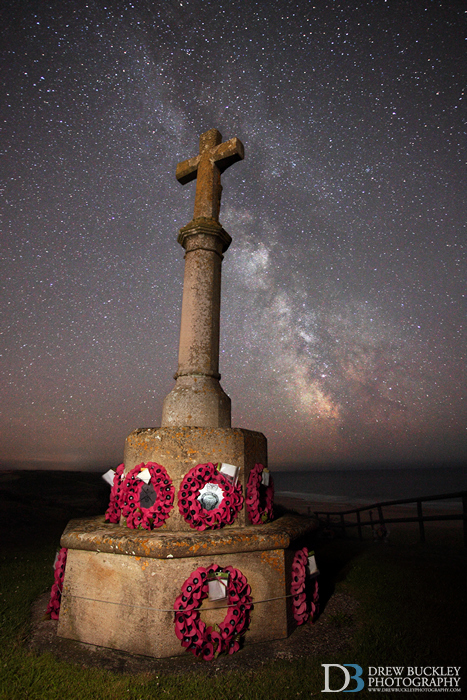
xmin=177 ymin=217 xmax=232 ymax=254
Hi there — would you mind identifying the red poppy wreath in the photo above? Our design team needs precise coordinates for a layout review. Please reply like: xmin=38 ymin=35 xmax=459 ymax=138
xmin=105 ymin=462 xmax=125 ymax=524
xmin=245 ymin=462 xmax=274 ymax=524
xmin=291 ymin=547 xmax=319 ymax=625
xmin=178 ymin=463 xmax=243 ymax=530
xmin=174 ymin=564 xmax=253 ymax=660
xmin=120 ymin=462 xmax=175 ymax=530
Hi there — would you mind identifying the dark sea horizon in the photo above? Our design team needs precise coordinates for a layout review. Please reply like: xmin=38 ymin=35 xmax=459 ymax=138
xmin=272 ymin=464 xmax=467 ymax=506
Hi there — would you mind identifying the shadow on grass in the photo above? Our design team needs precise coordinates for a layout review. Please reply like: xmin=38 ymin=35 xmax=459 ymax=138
xmin=311 ymin=536 xmax=368 ymax=617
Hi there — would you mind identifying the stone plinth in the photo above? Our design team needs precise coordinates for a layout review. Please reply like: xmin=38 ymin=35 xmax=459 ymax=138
xmin=123 ymin=426 xmax=267 ymax=530
xmin=57 ymin=515 xmax=318 ymax=658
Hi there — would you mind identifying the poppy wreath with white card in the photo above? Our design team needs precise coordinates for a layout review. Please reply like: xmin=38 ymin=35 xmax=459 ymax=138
xmin=104 ymin=462 xmax=126 ymax=524
xmin=245 ymin=462 xmax=274 ymax=524
xmin=291 ymin=547 xmax=319 ymax=624
xmin=174 ymin=564 xmax=253 ymax=660
xmin=120 ymin=462 xmax=175 ymax=530
xmin=178 ymin=463 xmax=243 ymax=530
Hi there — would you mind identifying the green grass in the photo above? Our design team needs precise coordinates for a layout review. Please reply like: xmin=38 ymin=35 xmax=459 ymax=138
xmin=344 ymin=544 xmax=465 ymax=665
xmin=0 ymin=471 xmax=465 ymax=699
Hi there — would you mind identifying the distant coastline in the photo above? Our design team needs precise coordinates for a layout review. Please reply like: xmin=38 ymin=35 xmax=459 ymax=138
xmin=272 ymin=465 xmax=467 ymax=505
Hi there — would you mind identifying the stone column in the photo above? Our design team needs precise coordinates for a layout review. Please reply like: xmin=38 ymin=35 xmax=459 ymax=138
xmin=161 ymin=218 xmax=232 ymax=428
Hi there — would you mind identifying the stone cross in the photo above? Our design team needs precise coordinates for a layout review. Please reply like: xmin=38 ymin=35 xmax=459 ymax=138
xmin=161 ymin=128 xmax=244 ymax=429
xmin=176 ymin=128 xmax=244 ymax=222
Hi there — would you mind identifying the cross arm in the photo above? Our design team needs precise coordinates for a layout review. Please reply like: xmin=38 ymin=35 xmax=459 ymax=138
xmin=176 ymin=155 xmax=201 ymax=185
xmin=214 ymin=137 xmax=244 ymax=173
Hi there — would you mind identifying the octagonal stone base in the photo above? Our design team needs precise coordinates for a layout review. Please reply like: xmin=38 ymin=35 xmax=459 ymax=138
xmin=57 ymin=514 xmax=318 ymax=659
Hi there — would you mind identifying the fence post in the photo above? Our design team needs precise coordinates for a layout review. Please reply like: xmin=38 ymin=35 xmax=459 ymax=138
xmin=417 ymin=500 xmax=425 ymax=543
xmin=357 ymin=510 xmax=362 ymax=540
xmin=377 ymin=505 xmax=385 ymax=530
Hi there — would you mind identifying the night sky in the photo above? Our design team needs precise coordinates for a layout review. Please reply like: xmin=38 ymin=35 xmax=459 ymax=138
xmin=2 ymin=1 xmax=465 ymax=471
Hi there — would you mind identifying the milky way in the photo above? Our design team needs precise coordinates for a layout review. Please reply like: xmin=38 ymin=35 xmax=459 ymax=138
xmin=1 ymin=1 xmax=465 ymax=469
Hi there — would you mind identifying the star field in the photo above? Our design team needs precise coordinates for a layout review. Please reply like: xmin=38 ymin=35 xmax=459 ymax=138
xmin=1 ymin=0 xmax=465 ymax=469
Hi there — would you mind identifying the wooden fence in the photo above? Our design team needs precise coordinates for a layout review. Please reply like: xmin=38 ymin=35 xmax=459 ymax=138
xmin=313 ymin=491 xmax=467 ymax=547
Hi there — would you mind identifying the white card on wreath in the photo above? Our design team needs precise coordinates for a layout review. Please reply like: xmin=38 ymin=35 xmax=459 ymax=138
xmin=208 ymin=578 xmax=228 ymax=601
xmin=102 ymin=469 xmax=116 ymax=486
xmin=307 ymin=554 xmax=319 ymax=578
xmin=219 ymin=463 xmax=240 ymax=485
xmin=136 ymin=468 xmax=151 ymax=484
xmin=261 ymin=469 xmax=270 ymax=486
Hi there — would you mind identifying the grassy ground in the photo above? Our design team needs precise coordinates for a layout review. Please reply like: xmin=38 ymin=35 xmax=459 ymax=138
xmin=0 ymin=471 xmax=465 ymax=699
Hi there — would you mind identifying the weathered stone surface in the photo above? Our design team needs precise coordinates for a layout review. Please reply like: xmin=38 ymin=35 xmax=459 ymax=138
xmin=175 ymin=128 xmax=244 ymax=222
xmin=123 ymin=426 xmax=267 ymax=530
xmin=58 ymin=548 xmax=288 ymax=657
xmin=162 ymin=376 xmax=231 ymax=430
xmin=57 ymin=514 xmax=317 ymax=658
xmin=60 ymin=514 xmax=318 ymax=558
xmin=176 ymin=217 xmax=232 ymax=252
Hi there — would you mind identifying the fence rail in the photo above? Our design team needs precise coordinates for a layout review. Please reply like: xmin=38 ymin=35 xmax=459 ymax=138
xmin=312 ymin=490 xmax=467 ymax=547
